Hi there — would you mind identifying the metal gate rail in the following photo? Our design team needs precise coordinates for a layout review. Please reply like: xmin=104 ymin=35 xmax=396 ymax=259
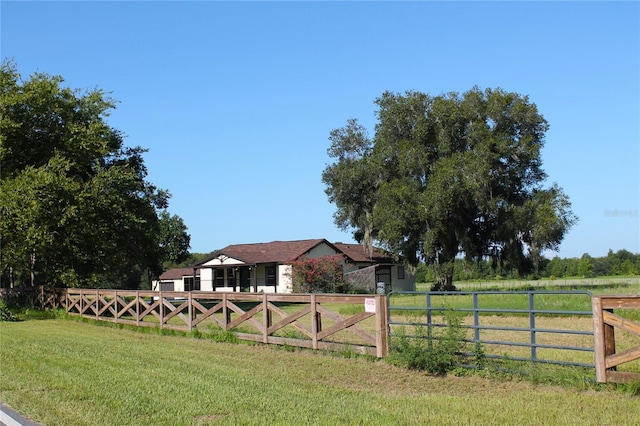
xmin=388 ymin=290 xmax=594 ymax=369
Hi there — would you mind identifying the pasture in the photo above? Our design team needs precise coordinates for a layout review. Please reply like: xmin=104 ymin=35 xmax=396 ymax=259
xmin=1 ymin=318 xmax=639 ymax=425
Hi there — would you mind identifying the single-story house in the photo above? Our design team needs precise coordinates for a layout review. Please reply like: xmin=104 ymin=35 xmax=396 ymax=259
xmin=152 ymin=238 xmax=415 ymax=293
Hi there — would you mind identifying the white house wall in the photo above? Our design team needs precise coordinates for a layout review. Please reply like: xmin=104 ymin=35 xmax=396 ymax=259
xmin=391 ymin=265 xmax=415 ymax=291
xmin=277 ymin=264 xmax=292 ymax=293
xmin=200 ymin=268 xmax=214 ymax=292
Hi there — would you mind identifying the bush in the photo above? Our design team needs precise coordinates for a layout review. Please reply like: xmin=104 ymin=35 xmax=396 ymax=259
xmin=387 ymin=310 xmax=467 ymax=375
xmin=0 ymin=300 xmax=19 ymax=322
xmin=288 ymin=255 xmax=347 ymax=293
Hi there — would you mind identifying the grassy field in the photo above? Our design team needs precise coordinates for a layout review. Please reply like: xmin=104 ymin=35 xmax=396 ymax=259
xmin=1 ymin=318 xmax=639 ymax=425
xmin=407 ymin=278 xmax=640 ymax=320
xmin=417 ymin=276 xmax=640 ymax=292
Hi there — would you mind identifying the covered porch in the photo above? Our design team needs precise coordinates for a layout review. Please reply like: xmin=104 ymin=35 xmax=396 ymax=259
xmin=194 ymin=261 xmax=284 ymax=293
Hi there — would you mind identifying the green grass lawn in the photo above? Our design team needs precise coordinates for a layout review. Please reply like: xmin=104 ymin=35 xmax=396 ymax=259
xmin=1 ymin=318 xmax=639 ymax=425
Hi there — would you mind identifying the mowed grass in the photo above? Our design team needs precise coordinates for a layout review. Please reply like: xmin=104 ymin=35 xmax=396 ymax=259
xmin=1 ymin=319 xmax=639 ymax=425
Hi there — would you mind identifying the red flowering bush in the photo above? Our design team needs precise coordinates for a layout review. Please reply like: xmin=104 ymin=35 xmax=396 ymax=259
xmin=288 ymin=254 xmax=346 ymax=293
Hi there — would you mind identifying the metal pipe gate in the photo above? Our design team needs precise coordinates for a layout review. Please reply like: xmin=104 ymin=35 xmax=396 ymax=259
xmin=388 ymin=290 xmax=595 ymax=369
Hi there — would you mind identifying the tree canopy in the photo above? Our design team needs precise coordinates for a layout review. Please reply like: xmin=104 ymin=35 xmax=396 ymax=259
xmin=322 ymin=87 xmax=577 ymax=290
xmin=0 ymin=62 xmax=190 ymax=288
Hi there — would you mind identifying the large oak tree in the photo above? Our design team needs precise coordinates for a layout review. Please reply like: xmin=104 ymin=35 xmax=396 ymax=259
xmin=323 ymin=88 xmax=577 ymax=290
xmin=0 ymin=62 xmax=190 ymax=288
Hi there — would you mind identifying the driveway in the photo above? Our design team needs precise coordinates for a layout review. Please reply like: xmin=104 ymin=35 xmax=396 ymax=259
xmin=0 ymin=402 xmax=40 ymax=426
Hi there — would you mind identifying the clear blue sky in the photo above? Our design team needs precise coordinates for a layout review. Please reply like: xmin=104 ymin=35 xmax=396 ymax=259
xmin=2 ymin=1 xmax=638 ymax=259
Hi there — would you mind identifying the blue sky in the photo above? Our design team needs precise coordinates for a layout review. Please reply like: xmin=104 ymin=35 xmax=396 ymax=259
xmin=2 ymin=1 xmax=638 ymax=259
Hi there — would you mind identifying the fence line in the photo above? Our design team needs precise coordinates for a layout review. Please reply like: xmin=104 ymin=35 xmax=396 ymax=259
xmin=32 ymin=287 xmax=389 ymax=357
xmin=5 ymin=286 xmax=640 ymax=382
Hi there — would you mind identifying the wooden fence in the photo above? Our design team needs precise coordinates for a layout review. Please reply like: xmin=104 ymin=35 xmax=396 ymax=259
xmin=32 ymin=287 xmax=389 ymax=357
xmin=592 ymin=295 xmax=640 ymax=383
xmin=4 ymin=286 xmax=638 ymax=380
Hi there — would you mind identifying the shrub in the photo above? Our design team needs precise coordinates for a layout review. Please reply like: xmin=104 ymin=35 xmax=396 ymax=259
xmin=288 ymin=254 xmax=347 ymax=293
xmin=473 ymin=341 xmax=486 ymax=372
xmin=387 ymin=310 xmax=467 ymax=375
xmin=0 ymin=300 xmax=19 ymax=322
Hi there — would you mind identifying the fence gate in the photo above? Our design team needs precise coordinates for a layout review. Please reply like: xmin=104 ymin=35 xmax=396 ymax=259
xmin=388 ymin=290 xmax=595 ymax=370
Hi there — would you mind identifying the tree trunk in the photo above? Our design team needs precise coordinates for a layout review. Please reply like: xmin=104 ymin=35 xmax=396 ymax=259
xmin=530 ymin=242 xmax=541 ymax=276
xmin=432 ymin=272 xmax=456 ymax=291
xmin=30 ymin=251 xmax=36 ymax=287
xmin=431 ymin=252 xmax=457 ymax=292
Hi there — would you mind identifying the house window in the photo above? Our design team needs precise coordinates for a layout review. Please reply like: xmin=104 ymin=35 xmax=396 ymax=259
xmin=184 ymin=276 xmax=200 ymax=291
xmin=214 ymin=269 xmax=225 ymax=288
xmin=266 ymin=265 xmax=277 ymax=286
xmin=227 ymin=268 xmax=236 ymax=287
xmin=398 ymin=266 xmax=405 ymax=280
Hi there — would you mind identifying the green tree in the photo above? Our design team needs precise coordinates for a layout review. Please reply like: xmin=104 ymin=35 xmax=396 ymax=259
xmin=323 ymin=88 xmax=576 ymax=290
xmin=577 ymin=253 xmax=594 ymax=278
xmin=516 ymin=185 xmax=577 ymax=275
xmin=155 ymin=211 xmax=191 ymax=271
xmin=0 ymin=62 xmax=190 ymax=288
xmin=610 ymin=249 xmax=638 ymax=275
xmin=592 ymin=256 xmax=612 ymax=276
xmin=322 ymin=119 xmax=379 ymax=255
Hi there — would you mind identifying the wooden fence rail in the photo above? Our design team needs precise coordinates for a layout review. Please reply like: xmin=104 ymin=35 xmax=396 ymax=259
xmin=592 ymin=295 xmax=640 ymax=383
xmin=33 ymin=288 xmax=388 ymax=357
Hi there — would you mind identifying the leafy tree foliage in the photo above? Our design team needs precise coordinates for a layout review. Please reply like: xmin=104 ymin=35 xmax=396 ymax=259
xmin=413 ymin=249 xmax=639 ymax=283
xmin=155 ymin=211 xmax=191 ymax=271
xmin=323 ymin=88 xmax=577 ymax=290
xmin=0 ymin=62 xmax=190 ymax=288
xmin=577 ymin=253 xmax=595 ymax=278
xmin=161 ymin=251 xmax=217 ymax=271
